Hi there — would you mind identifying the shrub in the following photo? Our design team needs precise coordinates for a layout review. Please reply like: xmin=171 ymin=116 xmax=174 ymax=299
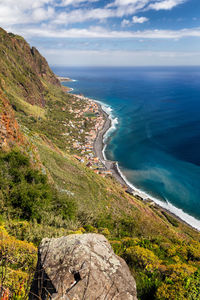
xmin=156 ymin=264 xmax=198 ymax=300
xmin=54 ymin=194 xmax=77 ymax=221
xmin=126 ymin=245 xmax=161 ymax=272
xmin=0 ymin=150 xmax=53 ymax=221
xmin=0 ymin=226 xmax=37 ymax=298
xmin=84 ymin=224 xmax=98 ymax=233
xmin=110 ymin=240 xmax=123 ymax=256
xmin=98 ymin=227 xmax=110 ymax=236
xmin=136 ymin=271 xmax=162 ymax=300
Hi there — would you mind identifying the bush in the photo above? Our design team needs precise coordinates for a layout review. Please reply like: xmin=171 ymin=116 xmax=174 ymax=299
xmin=0 ymin=226 xmax=37 ymax=298
xmin=126 ymin=245 xmax=161 ymax=272
xmin=54 ymin=193 xmax=77 ymax=221
xmin=84 ymin=224 xmax=98 ymax=233
xmin=136 ymin=272 xmax=162 ymax=300
xmin=156 ymin=264 xmax=198 ymax=300
xmin=0 ymin=150 xmax=53 ymax=221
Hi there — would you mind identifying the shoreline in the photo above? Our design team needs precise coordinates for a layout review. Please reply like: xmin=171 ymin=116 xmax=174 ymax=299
xmin=70 ymin=92 xmax=200 ymax=232
xmin=93 ymin=99 xmax=200 ymax=232
xmin=93 ymin=103 xmax=129 ymax=187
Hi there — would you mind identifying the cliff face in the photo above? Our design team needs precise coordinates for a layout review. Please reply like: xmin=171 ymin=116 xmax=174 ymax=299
xmin=0 ymin=27 xmax=60 ymax=107
xmin=0 ymin=92 xmax=25 ymax=149
xmin=30 ymin=46 xmax=60 ymax=86
xmin=0 ymin=27 xmax=60 ymax=148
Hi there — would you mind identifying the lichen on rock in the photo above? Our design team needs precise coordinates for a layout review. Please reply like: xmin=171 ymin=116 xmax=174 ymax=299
xmin=29 ymin=234 xmax=137 ymax=300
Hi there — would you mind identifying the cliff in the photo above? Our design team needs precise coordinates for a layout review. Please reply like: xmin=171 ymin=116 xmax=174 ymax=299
xmin=0 ymin=27 xmax=60 ymax=150
xmin=0 ymin=28 xmax=199 ymax=300
xmin=0 ymin=27 xmax=60 ymax=107
xmin=0 ymin=91 xmax=24 ymax=149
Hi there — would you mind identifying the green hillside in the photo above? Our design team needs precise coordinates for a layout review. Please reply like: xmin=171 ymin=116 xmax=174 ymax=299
xmin=0 ymin=28 xmax=199 ymax=300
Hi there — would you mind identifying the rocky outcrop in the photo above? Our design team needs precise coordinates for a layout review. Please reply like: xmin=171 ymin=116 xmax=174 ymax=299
xmin=29 ymin=234 xmax=137 ymax=300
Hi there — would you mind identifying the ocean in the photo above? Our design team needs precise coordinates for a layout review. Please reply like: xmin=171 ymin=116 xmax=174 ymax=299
xmin=52 ymin=66 xmax=200 ymax=230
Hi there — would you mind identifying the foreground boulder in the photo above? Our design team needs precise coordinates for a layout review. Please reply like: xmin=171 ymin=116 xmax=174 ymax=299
xmin=29 ymin=234 xmax=137 ymax=300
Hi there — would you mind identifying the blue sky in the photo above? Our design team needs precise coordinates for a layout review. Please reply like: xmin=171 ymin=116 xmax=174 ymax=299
xmin=1 ymin=0 xmax=200 ymax=66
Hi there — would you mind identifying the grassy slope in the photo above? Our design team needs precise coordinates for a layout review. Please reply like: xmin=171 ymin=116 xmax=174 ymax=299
xmin=0 ymin=28 xmax=200 ymax=299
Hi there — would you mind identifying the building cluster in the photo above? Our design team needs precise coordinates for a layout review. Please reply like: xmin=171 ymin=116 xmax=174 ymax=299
xmin=68 ymin=95 xmax=112 ymax=177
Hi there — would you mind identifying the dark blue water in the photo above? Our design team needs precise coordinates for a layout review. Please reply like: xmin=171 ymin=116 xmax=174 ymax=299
xmin=52 ymin=66 xmax=200 ymax=229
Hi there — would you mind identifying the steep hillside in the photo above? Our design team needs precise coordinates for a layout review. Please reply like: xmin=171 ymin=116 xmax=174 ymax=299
xmin=0 ymin=27 xmax=60 ymax=108
xmin=0 ymin=28 xmax=199 ymax=300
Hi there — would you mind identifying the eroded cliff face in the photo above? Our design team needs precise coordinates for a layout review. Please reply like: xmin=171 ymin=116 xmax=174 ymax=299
xmin=30 ymin=46 xmax=60 ymax=86
xmin=0 ymin=92 xmax=25 ymax=150
xmin=0 ymin=27 xmax=60 ymax=107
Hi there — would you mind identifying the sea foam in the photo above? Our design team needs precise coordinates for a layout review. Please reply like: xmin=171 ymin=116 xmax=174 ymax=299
xmin=96 ymin=100 xmax=119 ymax=139
xmin=115 ymin=162 xmax=200 ymax=231
xmin=94 ymin=100 xmax=118 ymax=160
xmin=97 ymin=99 xmax=200 ymax=231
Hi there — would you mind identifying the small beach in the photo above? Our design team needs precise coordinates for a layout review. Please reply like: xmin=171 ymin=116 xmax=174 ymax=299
xmin=92 ymin=102 xmax=128 ymax=186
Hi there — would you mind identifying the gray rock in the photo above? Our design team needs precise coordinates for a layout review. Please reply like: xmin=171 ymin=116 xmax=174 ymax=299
xmin=29 ymin=234 xmax=137 ymax=300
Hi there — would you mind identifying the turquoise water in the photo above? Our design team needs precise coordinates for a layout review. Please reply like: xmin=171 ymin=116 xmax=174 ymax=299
xmin=52 ymin=66 xmax=200 ymax=230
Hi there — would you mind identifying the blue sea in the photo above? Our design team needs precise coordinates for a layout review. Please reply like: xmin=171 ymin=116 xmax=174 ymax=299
xmin=52 ymin=66 xmax=200 ymax=230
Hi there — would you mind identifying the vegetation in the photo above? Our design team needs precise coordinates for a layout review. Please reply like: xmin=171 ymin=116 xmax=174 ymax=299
xmin=1 ymin=149 xmax=200 ymax=299
xmin=0 ymin=225 xmax=37 ymax=299
xmin=0 ymin=27 xmax=199 ymax=299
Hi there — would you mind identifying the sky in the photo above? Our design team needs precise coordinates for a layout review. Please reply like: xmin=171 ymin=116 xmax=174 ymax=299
xmin=1 ymin=0 xmax=200 ymax=66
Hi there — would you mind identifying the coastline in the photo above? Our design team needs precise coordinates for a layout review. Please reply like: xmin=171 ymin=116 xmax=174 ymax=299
xmin=92 ymin=99 xmax=200 ymax=232
xmin=70 ymin=92 xmax=200 ymax=232
xmin=93 ymin=103 xmax=129 ymax=187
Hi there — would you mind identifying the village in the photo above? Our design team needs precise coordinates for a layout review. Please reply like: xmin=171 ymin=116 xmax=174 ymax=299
xmin=61 ymin=93 xmax=153 ymax=200
xmin=64 ymin=94 xmax=113 ymax=178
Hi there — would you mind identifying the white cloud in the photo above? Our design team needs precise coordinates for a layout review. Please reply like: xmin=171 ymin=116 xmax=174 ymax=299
xmin=121 ymin=15 xmax=148 ymax=27
xmin=53 ymin=8 xmax=115 ymax=25
xmin=148 ymin=0 xmax=185 ymax=10
xmin=132 ymin=16 xmax=148 ymax=23
xmin=0 ymin=0 xmax=54 ymax=25
xmin=108 ymin=0 xmax=149 ymax=7
xmin=60 ymin=0 xmax=98 ymax=5
xmin=107 ymin=0 xmax=150 ymax=17
xmin=32 ymin=7 xmax=55 ymax=22
xmin=52 ymin=6 xmax=150 ymax=25
xmin=0 ymin=0 xmax=187 ymax=27
xmin=10 ymin=25 xmax=200 ymax=39
xmin=1 ymin=0 xmax=52 ymax=10
xmin=108 ymin=0 xmax=186 ymax=11
xmin=121 ymin=19 xmax=131 ymax=27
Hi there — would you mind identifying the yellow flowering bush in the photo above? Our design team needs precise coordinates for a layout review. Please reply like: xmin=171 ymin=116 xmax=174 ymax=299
xmin=0 ymin=226 xmax=37 ymax=299
xmin=126 ymin=245 xmax=161 ymax=272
